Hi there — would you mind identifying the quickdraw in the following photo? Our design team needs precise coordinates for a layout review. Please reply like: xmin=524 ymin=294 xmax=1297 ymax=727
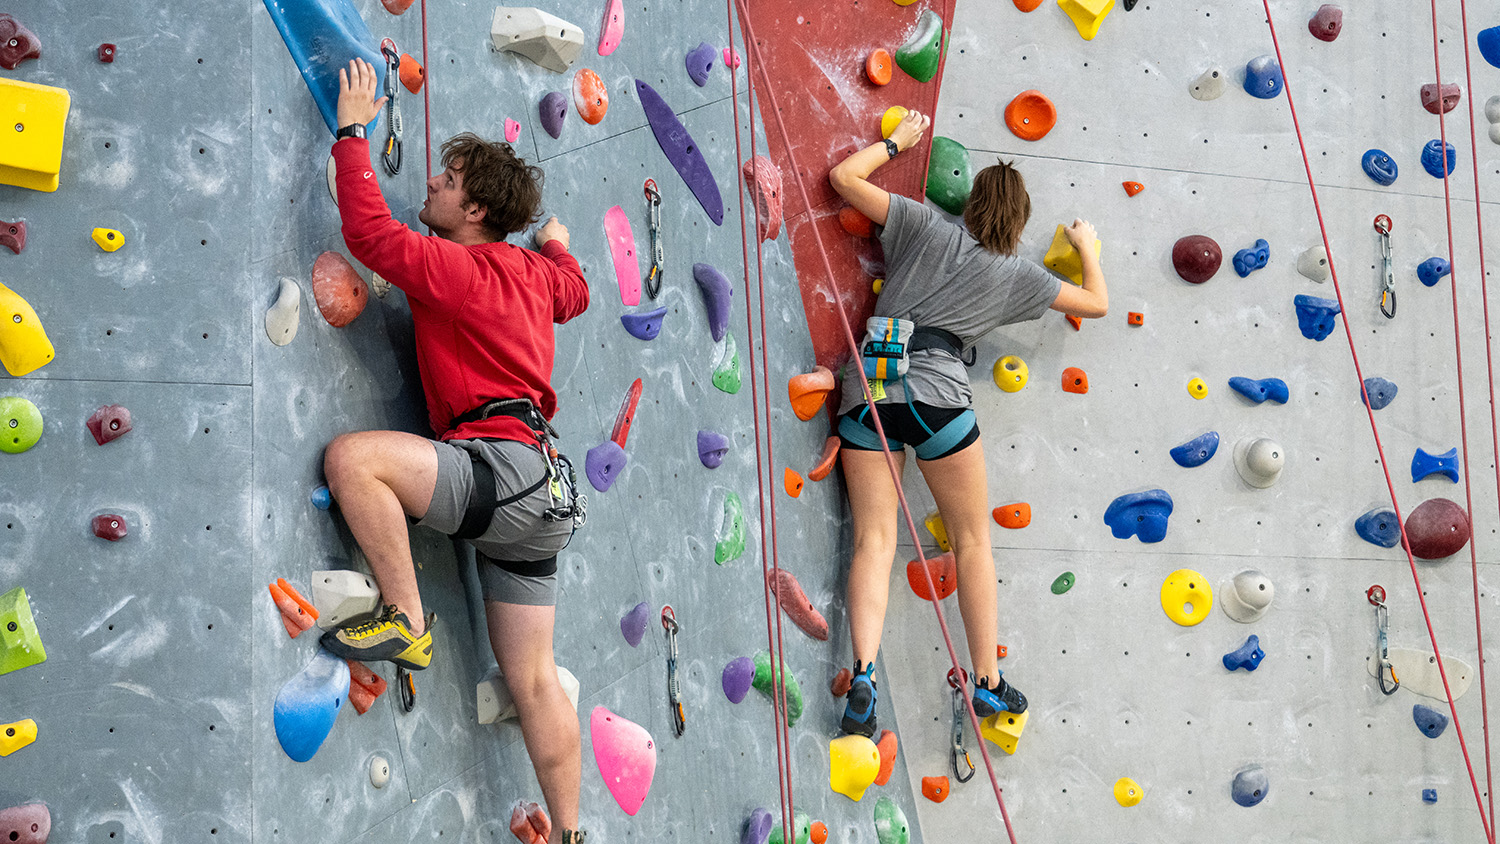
xmin=643 ymin=179 xmax=664 ymax=300
xmin=380 ymin=38 xmax=403 ymax=176
xmin=947 ymin=667 xmax=976 ymax=783
xmin=1374 ymin=214 xmax=1395 ymax=319
xmin=662 ymin=605 xmax=685 ymax=737
xmin=1367 ymin=584 xmax=1400 ymax=695
xmin=398 ymin=665 xmax=416 ymax=711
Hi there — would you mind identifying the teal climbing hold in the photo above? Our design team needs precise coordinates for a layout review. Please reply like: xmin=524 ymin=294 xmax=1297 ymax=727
xmin=713 ymin=332 xmax=743 ymax=395
xmin=873 ymin=796 xmax=910 ymax=844
xmin=273 ymin=649 xmax=350 ymax=762
xmin=1411 ymin=447 xmax=1459 ymax=484
xmin=1294 ymin=294 xmax=1340 ymax=341
xmin=926 ymin=137 xmax=973 ymax=216
xmin=1051 ymin=572 xmax=1075 ymax=594
xmin=894 ymin=10 xmax=945 ymax=83
xmin=0 ymin=586 xmax=46 ymax=676
xmin=715 ymin=490 xmax=746 ymax=563
xmin=0 ymin=396 xmax=42 ymax=454
xmin=752 ymin=651 xmax=804 ymax=727
xmin=1362 ymin=376 xmax=1397 ymax=409
xmin=767 ymin=813 xmax=810 ymax=844
xmin=1228 ymin=377 xmax=1288 ymax=405
xmin=1171 ymin=431 xmax=1220 ymax=468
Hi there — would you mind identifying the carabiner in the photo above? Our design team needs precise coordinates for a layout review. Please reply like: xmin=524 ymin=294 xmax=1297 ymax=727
xmin=380 ymin=38 xmax=403 ymax=176
xmin=1374 ymin=215 xmax=1395 ymax=319
xmin=1367 ymin=584 xmax=1400 ymax=695
xmin=397 ymin=665 xmax=416 ymax=711
xmin=947 ymin=667 xmax=976 ymax=783
xmin=643 ymin=179 xmax=664 ymax=300
xmin=662 ymin=605 xmax=685 ymax=737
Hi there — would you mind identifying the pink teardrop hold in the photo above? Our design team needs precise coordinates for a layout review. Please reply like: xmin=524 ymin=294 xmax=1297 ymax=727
xmin=590 ymin=706 xmax=657 ymax=816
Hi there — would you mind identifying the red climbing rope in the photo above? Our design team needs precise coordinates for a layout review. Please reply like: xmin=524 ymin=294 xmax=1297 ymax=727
xmin=1260 ymin=5 xmax=1493 ymax=842
xmin=727 ymin=2 xmax=1019 ymax=841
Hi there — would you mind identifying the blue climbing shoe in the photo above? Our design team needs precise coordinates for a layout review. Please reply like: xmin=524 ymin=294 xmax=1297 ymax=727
xmin=841 ymin=666 xmax=878 ymax=737
xmin=972 ymin=672 xmax=1027 ymax=718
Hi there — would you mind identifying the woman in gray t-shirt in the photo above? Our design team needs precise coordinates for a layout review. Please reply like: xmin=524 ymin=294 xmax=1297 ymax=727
xmin=826 ymin=109 xmax=1109 ymax=738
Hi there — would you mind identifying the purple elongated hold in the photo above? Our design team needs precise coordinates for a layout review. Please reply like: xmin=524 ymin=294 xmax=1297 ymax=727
xmin=539 ymin=91 xmax=568 ymax=139
xmin=621 ymin=601 xmax=650 ymax=647
xmin=698 ymin=430 xmax=730 ymax=468
xmin=722 ymin=656 xmax=755 ymax=703
xmin=742 ymin=807 xmax=773 ymax=844
xmin=585 ymin=440 xmax=627 ymax=492
xmin=694 ymin=262 xmax=732 ymax=341
xmin=621 ymin=306 xmax=667 ymax=340
xmin=686 ymin=41 xmax=716 ymax=86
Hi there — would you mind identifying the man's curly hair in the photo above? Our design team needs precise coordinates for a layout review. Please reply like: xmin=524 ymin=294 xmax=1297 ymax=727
xmin=441 ymin=133 xmax=545 ymax=238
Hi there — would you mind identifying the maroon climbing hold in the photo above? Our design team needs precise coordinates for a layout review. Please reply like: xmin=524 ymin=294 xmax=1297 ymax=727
xmin=0 ymin=15 xmax=41 ymax=70
xmin=98 ymin=43 xmax=116 ymax=63
xmin=86 ymin=404 xmax=132 ymax=445
xmin=1404 ymin=498 xmax=1470 ymax=559
xmin=768 ymin=568 xmax=829 ymax=641
xmin=0 ymin=802 xmax=49 ymax=844
xmin=1308 ymin=5 xmax=1342 ymax=42
xmin=1172 ymin=235 xmax=1222 ymax=284
xmin=831 ymin=668 xmax=852 ymax=697
xmin=92 ymin=514 xmax=127 ymax=541
xmin=0 ymin=221 xmax=25 ymax=255
xmin=1420 ymin=83 xmax=1462 ymax=115
xmin=741 ymin=155 xmax=783 ymax=242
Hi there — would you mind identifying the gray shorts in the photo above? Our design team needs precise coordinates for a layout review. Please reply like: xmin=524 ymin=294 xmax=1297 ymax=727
xmin=418 ymin=438 xmax=572 ymax=606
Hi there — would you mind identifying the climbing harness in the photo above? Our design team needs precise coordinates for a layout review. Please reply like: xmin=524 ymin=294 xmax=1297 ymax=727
xmin=662 ymin=605 xmax=685 ymax=737
xmin=449 ymin=398 xmax=587 ymax=541
xmin=948 ymin=668 xmax=976 ymax=783
xmin=643 ymin=179 xmax=664 ymax=300
xmin=1368 ymin=585 xmax=1400 ymax=695
xmin=380 ymin=38 xmax=403 ymax=176
xmin=1375 ymin=214 xmax=1396 ymax=319
xmin=398 ymin=665 xmax=416 ymax=712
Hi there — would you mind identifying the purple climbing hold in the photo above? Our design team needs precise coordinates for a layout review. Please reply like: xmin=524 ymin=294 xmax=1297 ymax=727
xmin=1356 ymin=508 xmax=1401 ymax=548
xmin=539 ymin=91 xmax=568 ymax=139
xmin=1243 ymin=55 xmax=1283 ymax=99
xmin=1362 ymin=149 xmax=1398 ymax=186
xmin=585 ymin=440 xmax=627 ymax=492
xmin=1103 ymin=489 xmax=1174 ymax=543
xmin=1308 ymin=4 xmax=1342 ymax=41
xmin=1413 ymin=703 xmax=1449 ymax=738
xmin=1362 ymin=376 xmax=1397 ymax=410
xmin=1222 ymin=634 xmax=1264 ymax=671
xmin=742 ymin=807 xmax=773 ymax=844
xmin=1294 ymin=294 xmax=1341 ymax=341
xmin=1411 ymin=447 xmax=1459 ymax=484
xmin=621 ymin=601 xmax=650 ymax=647
xmin=722 ymin=656 xmax=755 ymax=703
xmin=1228 ymin=377 xmax=1288 ymax=405
xmin=1422 ymin=139 xmax=1456 ymax=178
xmin=637 ymin=79 xmax=724 ymax=226
xmin=1418 ymin=257 xmax=1451 ymax=287
xmin=686 ymin=41 xmax=716 ymax=87
xmin=1232 ymin=239 xmax=1270 ymax=278
xmin=621 ymin=306 xmax=668 ymax=341
xmin=698 ymin=430 xmax=730 ymax=468
xmin=1480 ymin=27 xmax=1500 ymax=69
xmin=694 ymin=262 xmax=733 ymax=342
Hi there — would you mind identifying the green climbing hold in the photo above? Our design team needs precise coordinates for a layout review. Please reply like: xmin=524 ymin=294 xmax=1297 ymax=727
xmin=715 ymin=491 xmax=746 ymax=564
xmin=894 ymin=9 xmax=946 ymax=83
xmin=713 ymin=331 xmax=742 ymax=394
xmin=0 ymin=396 xmax=42 ymax=454
xmin=1051 ymin=572 xmax=1075 ymax=594
xmin=925 ymin=137 xmax=973 ymax=216
xmin=752 ymin=650 xmax=804 ymax=727
xmin=873 ymin=796 xmax=909 ymax=844
xmin=768 ymin=813 xmax=810 ymax=844
xmin=0 ymin=587 xmax=46 ymax=676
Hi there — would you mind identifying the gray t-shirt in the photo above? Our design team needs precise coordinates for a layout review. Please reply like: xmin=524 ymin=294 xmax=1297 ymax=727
xmin=838 ymin=194 xmax=1062 ymax=414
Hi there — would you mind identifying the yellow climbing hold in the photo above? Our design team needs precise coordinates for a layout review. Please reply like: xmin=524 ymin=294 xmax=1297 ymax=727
xmin=993 ymin=355 xmax=1028 ymax=393
xmin=1113 ymin=777 xmax=1143 ymax=807
xmin=1042 ymin=224 xmax=1100 ymax=286
xmin=1160 ymin=568 xmax=1213 ymax=626
xmin=0 ymin=78 xmax=71 ymax=192
xmin=891 ymin=0 xmax=919 ymax=5
xmin=829 ymin=734 xmax=881 ymax=801
xmin=979 ymin=709 xmax=1029 ymax=755
xmin=1187 ymin=377 xmax=1208 ymax=400
xmin=881 ymin=106 xmax=908 ymax=139
xmin=0 ymin=280 xmax=55 ymax=377
xmin=924 ymin=511 xmax=951 ymax=552
xmin=1058 ymin=0 xmax=1114 ymax=41
xmin=0 ymin=718 xmax=36 ymax=756
xmin=92 ymin=227 xmax=124 ymax=252
xmin=873 ymin=278 xmax=884 ymax=295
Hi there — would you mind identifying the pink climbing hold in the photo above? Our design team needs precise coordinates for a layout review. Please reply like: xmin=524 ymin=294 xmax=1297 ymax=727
xmin=1308 ymin=5 xmax=1342 ymax=42
xmin=597 ymin=0 xmax=623 ymax=56
xmin=504 ymin=118 xmax=521 ymax=143
xmin=509 ymin=801 xmax=551 ymax=844
xmin=0 ymin=802 xmax=49 ymax=844
xmin=724 ymin=47 xmax=741 ymax=69
xmin=768 ymin=568 xmax=829 ymax=641
xmin=590 ymin=706 xmax=657 ymax=816
xmin=86 ymin=405 xmax=133 ymax=445
xmin=604 ymin=206 xmax=641 ymax=306
xmin=741 ymin=155 xmax=784 ymax=243
xmin=1420 ymin=83 xmax=1461 ymax=115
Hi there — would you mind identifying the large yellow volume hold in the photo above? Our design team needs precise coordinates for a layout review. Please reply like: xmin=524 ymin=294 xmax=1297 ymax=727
xmin=828 ymin=734 xmax=881 ymax=801
xmin=0 ymin=78 xmax=71 ymax=192
xmin=979 ymin=709 xmax=1029 ymax=755
xmin=1059 ymin=0 xmax=1115 ymax=41
xmin=0 ymin=281 xmax=54 ymax=376
xmin=1042 ymin=224 xmax=1102 ymax=286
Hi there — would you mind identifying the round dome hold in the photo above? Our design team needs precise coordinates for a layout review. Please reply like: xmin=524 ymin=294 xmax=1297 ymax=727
xmin=1404 ymin=498 xmax=1470 ymax=559
xmin=1234 ymin=436 xmax=1284 ymax=488
xmin=1220 ymin=570 xmax=1274 ymax=622
xmin=1173 ymin=235 xmax=1222 ymax=284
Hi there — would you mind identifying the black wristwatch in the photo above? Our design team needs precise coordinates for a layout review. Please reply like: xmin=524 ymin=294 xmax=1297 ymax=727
xmin=883 ymin=138 xmax=900 ymax=159
xmin=336 ymin=123 xmax=366 ymax=140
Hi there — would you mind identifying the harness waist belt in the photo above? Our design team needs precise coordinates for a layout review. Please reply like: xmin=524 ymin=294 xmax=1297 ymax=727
xmin=910 ymin=326 xmax=976 ymax=366
xmin=454 ymin=451 xmax=548 ymax=540
xmin=447 ymin=397 xmax=555 ymax=439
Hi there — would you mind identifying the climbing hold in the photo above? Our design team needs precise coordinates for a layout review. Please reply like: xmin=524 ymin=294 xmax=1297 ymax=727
xmin=620 ymin=601 xmax=650 ymax=648
xmin=866 ymin=49 xmax=893 ymax=85
xmin=0 ymin=78 xmax=70 ymax=193
xmin=1297 ymin=245 xmax=1330 ymax=282
xmin=1243 ymin=55 xmax=1283 ymax=98
xmin=1423 ymin=788 xmax=1438 ymax=803
xmin=1014 ymin=0 xmax=1045 ymax=9
xmin=311 ymin=485 xmax=331 ymax=510
xmin=906 ymin=551 xmax=957 ymax=601
xmin=1232 ymin=765 xmax=1269 ymax=806
xmin=1368 ymin=648 xmax=1474 ymax=701
xmin=98 ymin=43 xmax=117 ymax=62
xmin=1404 ymin=498 xmax=1470 ymax=559
xmin=85 ymin=404 xmax=131 ymax=446
xmin=1420 ymin=82 xmax=1462 ymax=115
xmin=597 ymin=0 xmax=623 ymax=56
xmin=572 ymin=68 xmax=608 ymax=124
xmin=0 ymin=718 xmax=36 ymax=757
xmin=1356 ymin=508 xmax=1402 ymax=548
xmin=1058 ymin=0 xmax=1114 ymax=41
xmin=92 ymin=514 xmax=127 ymax=542
xmin=1222 ymin=634 xmax=1265 ymax=671
xmin=604 ymin=205 xmax=641 ymax=306
xmin=873 ymin=796 xmax=910 ymax=844
xmin=789 ymin=366 xmax=835 ymax=421
xmin=698 ymin=430 xmax=730 ymax=469
xmin=274 ymin=649 xmax=350 ymax=763
xmin=1233 ymin=436 xmax=1284 ymax=488
xmin=1104 ymin=489 xmax=1174 ymax=543
xmin=1004 ymin=90 xmax=1057 ymax=141
xmin=346 ymin=659 xmax=388 ymax=714
xmin=829 ymin=734 xmax=881 ymax=800
xmin=265 ymin=277 xmax=302 ymax=346
xmin=993 ymin=355 xmax=1028 ymax=392
xmin=504 ymin=118 xmax=520 ymax=143
xmin=1061 ymin=367 xmax=1089 ymax=394
xmin=1232 ymin=238 xmax=1270 ymax=277
xmin=840 ymin=205 xmax=874 ymax=238
xmin=1043 ymin=223 xmax=1101 ymax=285
xmin=769 ymin=568 xmax=828 ymax=640
xmin=768 ymin=814 xmax=811 ymax=844
xmin=979 ymin=710 xmax=1028 ymax=755
xmin=1293 ymin=294 xmax=1341 ymax=341
xmin=0 ymin=397 xmax=41 ymax=454
xmin=993 ymin=502 xmax=1031 ymax=529
xmin=691 ymin=262 xmax=733 ymax=341
xmin=0 ymin=15 xmax=39 ymax=69
xmin=1228 ymin=377 xmax=1288 ymax=405
xmin=1362 ymin=376 xmax=1397 ymax=410
xmin=742 ymin=155 xmax=784 ymax=242
xmin=881 ymin=106 xmax=909 ymax=139
xmin=922 ymin=776 xmax=949 ymax=802
xmin=1219 ymin=570 xmax=1274 ymax=622
xmin=924 ymin=511 xmax=951 ymax=552
xmin=311 ymin=252 xmax=368 ymax=328
xmin=490 ymin=7 xmax=584 ymax=73
xmin=0 ymin=803 xmax=48 ymax=844
xmin=1417 ymin=256 xmax=1451 ymax=287
xmin=831 ymin=668 xmax=853 ymax=698
xmin=383 ymin=0 xmax=415 ymax=13
xmin=753 ymin=651 xmax=804 ymax=726
xmin=621 ymin=307 xmax=668 ymax=341
xmin=713 ymin=332 xmax=742 ymax=394
xmin=1114 ymin=777 xmax=1143 ymax=807
xmin=509 ymin=800 xmax=551 ymax=844
xmin=784 ymin=468 xmax=804 ymax=498
xmin=91 ymin=228 xmax=124 ymax=252
xmin=895 ymin=10 xmax=945 ymax=82
xmin=639 ymin=79 xmax=724 ymax=226
xmin=1422 ymin=139 xmax=1456 ymax=178
xmin=724 ymin=47 xmax=741 ymax=69
xmin=742 ymin=808 xmax=773 ymax=844
xmin=1413 ymin=704 xmax=1449 ymax=739
xmin=0 ymin=586 xmax=45 ymax=676
xmin=1190 ymin=67 xmax=1226 ymax=101
xmin=1160 ymin=569 xmax=1212 ymax=626
xmin=397 ymin=53 xmax=424 ymax=93
xmin=1361 ymin=149 xmax=1399 ymax=185
xmin=1173 ymin=235 xmax=1222 ymax=284
xmin=1482 ymin=26 xmax=1500 ymax=68
xmin=585 ymin=441 xmax=627 ymax=492
xmin=1187 ymin=377 xmax=1208 ymax=400
xmin=716 ymin=490 xmax=746 ymax=563
xmin=873 ymin=729 xmax=899 ymax=786
xmin=1122 ymin=181 xmax=1144 ymax=197
xmin=926 ymin=137 xmax=973 ymax=215
xmin=269 ymin=577 xmax=319 ymax=638
xmin=1051 ymin=572 xmax=1075 ymax=594
xmin=1308 ymin=4 xmax=1342 ymax=40
xmin=590 ymin=706 xmax=657 ymax=816
xmin=685 ymin=42 xmax=716 ymax=87
xmin=0 ymin=220 xmax=24 ymax=254
xmin=723 ymin=656 xmax=755 ymax=703
xmin=311 ymin=570 xmax=380 ymax=629
xmin=1412 ymin=447 xmax=1460 ymax=484
xmin=539 ymin=91 xmax=567 ymax=139
xmin=0 ymin=281 xmax=54 ymax=376
xmin=1170 ymin=431 xmax=1220 ymax=468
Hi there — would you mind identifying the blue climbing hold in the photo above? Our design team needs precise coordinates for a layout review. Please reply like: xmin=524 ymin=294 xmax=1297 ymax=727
xmin=1243 ymin=55 xmax=1283 ymax=98
xmin=1411 ymin=447 xmax=1460 ymax=484
xmin=1222 ymin=634 xmax=1264 ymax=672
xmin=621 ymin=307 xmax=668 ymax=341
xmin=1423 ymin=788 xmax=1438 ymax=803
xmin=1232 ymin=239 xmax=1270 ymax=277
xmin=1228 ymin=377 xmax=1288 ymax=405
xmin=261 ymin=0 xmax=386 ymax=136
xmin=1170 ymin=431 xmax=1220 ymax=468
xmin=686 ymin=42 xmax=717 ymax=87
xmin=273 ymin=649 xmax=350 ymax=763
xmin=1417 ymin=257 xmax=1451 ymax=288
xmin=1103 ymin=489 xmax=1174 ymax=543
xmin=1355 ymin=508 xmax=1402 ymax=547
xmin=1413 ymin=703 xmax=1449 ymax=739
xmin=311 ymin=485 xmax=332 ymax=510
xmin=1362 ymin=377 xmax=1397 ymax=410
xmin=1481 ymin=26 xmax=1500 ymax=68
xmin=1232 ymin=765 xmax=1270 ymax=807
xmin=1362 ymin=149 xmax=1398 ymax=186
xmin=1422 ymin=139 xmax=1457 ymax=178
xmin=1294 ymin=294 xmax=1341 ymax=341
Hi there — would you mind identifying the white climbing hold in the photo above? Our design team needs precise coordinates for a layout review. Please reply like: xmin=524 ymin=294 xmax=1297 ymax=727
xmin=371 ymin=272 xmax=391 ymax=299
xmin=477 ymin=664 xmax=580 ymax=724
xmin=490 ymin=7 xmax=585 ymax=73
xmin=370 ymin=755 xmax=391 ymax=788
xmin=1218 ymin=569 xmax=1274 ymax=623
xmin=310 ymin=569 xmax=381 ymax=629
xmin=1366 ymin=648 xmax=1474 ymax=701
xmin=1190 ymin=67 xmax=1225 ymax=101
xmin=265 ymin=278 xmax=302 ymax=347
xmin=1486 ymin=96 xmax=1500 ymax=144
xmin=1296 ymin=246 xmax=1329 ymax=283
xmin=326 ymin=154 xmax=338 ymax=205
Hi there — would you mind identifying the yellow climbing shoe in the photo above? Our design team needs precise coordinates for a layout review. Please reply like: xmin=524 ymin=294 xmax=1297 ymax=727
xmin=320 ymin=605 xmax=433 ymax=670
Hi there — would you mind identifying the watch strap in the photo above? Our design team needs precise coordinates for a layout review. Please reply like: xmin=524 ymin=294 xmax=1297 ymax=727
xmin=883 ymin=138 xmax=899 ymax=159
xmin=336 ymin=123 xmax=366 ymax=140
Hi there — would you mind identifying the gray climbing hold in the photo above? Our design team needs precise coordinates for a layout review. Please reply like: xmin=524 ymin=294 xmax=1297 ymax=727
xmin=1422 ymin=139 xmax=1456 ymax=178
xmin=1222 ymin=634 xmax=1264 ymax=671
xmin=1297 ymin=246 xmax=1329 ymax=282
xmin=1170 ymin=431 xmax=1219 ymax=468
xmin=621 ymin=306 xmax=667 ymax=340
xmin=489 ymin=7 xmax=584 ymax=73
xmin=370 ymin=755 xmax=391 ymax=788
xmin=1219 ymin=570 xmax=1274 ymax=622
xmin=1417 ymin=257 xmax=1451 ymax=287
xmin=1232 ymin=239 xmax=1270 ymax=277
xmin=1294 ymin=294 xmax=1341 ymax=341
xmin=1362 ymin=149 xmax=1398 ymax=186
xmin=1356 ymin=508 xmax=1401 ymax=547
xmin=698 ymin=430 xmax=729 ymax=468
xmin=1228 ymin=377 xmax=1288 ymax=405
xmin=539 ymin=91 xmax=567 ymax=139
xmin=1411 ymin=447 xmax=1459 ymax=484
xmin=621 ymin=601 xmax=650 ymax=647
xmin=686 ymin=41 xmax=716 ymax=87
xmin=694 ymin=262 xmax=733 ymax=342
xmin=1233 ymin=436 xmax=1284 ymax=488
xmin=1232 ymin=765 xmax=1269 ymax=806
xmin=1243 ymin=55 xmax=1283 ymax=99
xmin=266 ymin=277 xmax=302 ymax=346
xmin=1413 ymin=703 xmax=1449 ymax=738
xmin=1362 ymin=376 xmax=1397 ymax=410
xmin=1190 ymin=66 xmax=1226 ymax=101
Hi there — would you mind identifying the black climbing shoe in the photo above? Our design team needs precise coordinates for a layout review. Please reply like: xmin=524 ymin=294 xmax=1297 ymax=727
xmin=972 ymin=671 xmax=1027 ymax=718
xmin=320 ymin=605 xmax=434 ymax=670
xmin=841 ymin=667 xmax=878 ymax=737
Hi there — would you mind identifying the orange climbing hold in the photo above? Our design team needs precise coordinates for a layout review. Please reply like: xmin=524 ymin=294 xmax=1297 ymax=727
xmin=874 ymin=729 xmax=899 ymax=786
xmin=998 ymin=644 xmax=1008 ymax=659
xmin=509 ymin=801 xmax=552 ymax=844
xmin=1122 ymin=181 xmax=1144 ymax=197
xmin=993 ymin=502 xmax=1031 ymax=529
xmin=398 ymin=53 xmax=425 ymax=93
xmin=866 ymin=49 xmax=893 ymax=86
xmin=311 ymin=251 xmax=368 ymax=328
xmin=831 ymin=667 xmax=852 ymax=697
xmin=1065 ymin=314 xmax=1082 ymax=331
xmin=1061 ymin=367 xmax=1089 ymax=394
xmin=906 ymin=551 xmax=957 ymax=601
xmin=839 ymin=205 xmax=874 ymax=239
xmin=1014 ymin=0 xmax=1045 ymax=9
xmin=347 ymin=659 xmax=388 ymax=715
xmin=784 ymin=468 xmax=805 ymax=498
xmin=1004 ymin=90 xmax=1057 ymax=141
xmin=922 ymin=775 xmax=950 ymax=803
xmin=788 ymin=365 xmax=836 ymax=420
xmin=268 ymin=578 xmax=319 ymax=638
xmin=572 ymin=68 xmax=608 ymax=124
xmin=809 ymin=436 xmax=841 ymax=481
xmin=810 ymin=821 xmax=829 ymax=844
xmin=382 ymin=0 xmax=415 ymax=13
xmin=1128 ymin=311 xmax=1144 ymax=326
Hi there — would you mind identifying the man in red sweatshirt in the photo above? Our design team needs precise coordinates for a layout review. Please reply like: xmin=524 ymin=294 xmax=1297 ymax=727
xmin=317 ymin=58 xmax=590 ymax=844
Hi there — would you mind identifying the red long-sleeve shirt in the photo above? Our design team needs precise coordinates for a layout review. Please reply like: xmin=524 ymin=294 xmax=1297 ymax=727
xmin=333 ymin=138 xmax=590 ymax=445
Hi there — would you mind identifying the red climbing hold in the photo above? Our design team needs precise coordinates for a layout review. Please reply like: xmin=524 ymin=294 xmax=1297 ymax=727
xmin=769 ymin=568 xmax=829 ymax=641
xmin=572 ymin=68 xmax=608 ymax=125
xmin=347 ymin=659 xmax=388 ymax=714
xmin=1061 ymin=367 xmax=1089 ymax=394
xmin=873 ymin=729 xmax=899 ymax=786
xmin=1122 ymin=181 xmax=1144 ymax=197
xmin=382 ymin=0 xmax=416 ymax=13
xmin=399 ymin=53 xmax=425 ymax=94
xmin=98 ymin=44 xmax=116 ymax=63
xmin=922 ymin=775 xmax=950 ymax=803
xmin=906 ymin=551 xmax=957 ymax=601
xmin=311 ymin=252 xmax=368 ymax=327
xmin=866 ymin=49 xmax=893 ymax=86
xmin=509 ymin=801 xmax=552 ymax=844
xmin=269 ymin=578 xmax=319 ymax=639
xmin=1404 ymin=498 xmax=1470 ymax=559
xmin=1013 ymin=0 xmax=1045 ymax=10
xmin=1420 ymin=82 xmax=1461 ymax=115
xmin=1128 ymin=311 xmax=1144 ymax=326
xmin=610 ymin=378 xmax=643 ymax=448
xmin=86 ymin=405 xmax=132 ymax=445
xmin=742 ymin=155 xmax=784 ymax=242
xmin=993 ymin=502 xmax=1031 ymax=529
xmin=1308 ymin=4 xmax=1342 ymax=42
xmin=0 ymin=15 xmax=41 ymax=70
xmin=92 ymin=514 xmax=127 ymax=541
xmin=0 ymin=221 xmax=24 ymax=255
xmin=1065 ymin=314 xmax=1082 ymax=331
xmin=831 ymin=668 xmax=852 ymax=698
xmin=1004 ymin=90 xmax=1057 ymax=142
xmin=839 ymin=205 xmax=874 ymax=239
xmin=809 ymin=435 xmax=841 ymax=482
xmin=1172 ymin=235 xmax=1222 ymax=284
